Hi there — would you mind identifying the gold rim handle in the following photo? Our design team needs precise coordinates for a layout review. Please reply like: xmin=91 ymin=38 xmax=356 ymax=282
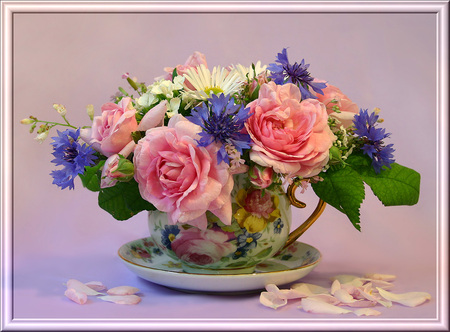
xmin=283 ymin=183 xmax=326 ymax=250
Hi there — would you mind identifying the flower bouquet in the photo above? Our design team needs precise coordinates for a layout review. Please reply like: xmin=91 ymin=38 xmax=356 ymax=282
xmin=22 ymin=48 xmax=420 ymax=274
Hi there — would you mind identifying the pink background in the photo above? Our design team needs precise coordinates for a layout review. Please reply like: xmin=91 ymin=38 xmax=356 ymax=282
xmin=8 ymin=6 xmax=443 ymax=330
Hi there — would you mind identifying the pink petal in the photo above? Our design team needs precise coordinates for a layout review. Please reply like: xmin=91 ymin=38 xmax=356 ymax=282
xmin=107 ymin=286 xmax=140 ymax=296
xmin=66 ymin=279 xmax=103 ymax=296
xmin=299 ymin=297 xmax=352 ymax=315
xmin=330 ymin=279 xmax=341 ymax=295
xmin=260 ymin=292 xmax=287 ymax=309
xmin=358 ymin=283 xmax=392 ymax=308
xmin=353 ymin=308 xmax=382 ymax=316
xmin=376 ymin=288 xmax=431 ymax=307
xmin=99 ymin=295 xmax=141 ymax=305
xmin=84 ymin=281 xmax=107 ymax=292
xmin=64 ymin=288 xmax=87 ymax=305
xmin=138 ymin=100 xmax=167 ymax=131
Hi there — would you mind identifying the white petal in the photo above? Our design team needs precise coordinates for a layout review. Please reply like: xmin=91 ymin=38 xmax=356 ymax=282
xmin=260 ymin=292 xmax=287 ymax=309
xmin=330 ymin=279 xmax=341 ymax=295
xmin=366 ymin=279 xmax=395 ymax=290
xmin=64 ymin=288 xmax=87 ymax=305
xmin=299 ymin=297 xmax=352 ymax=315
xmin=85 ymin=281 xmax=107 ymax=291
xmin=331 ymin=275 xmax=362 ymax=285
xmin=308 ymin=294 xmax=340 ymax=306
xmin=364 ymin=273 xmax=396 ymax=282
xmin=265 ymin=284 xmax=304 ymax=300
xmin=344 ymin=300 xmax=378 ymax=308
xmin=376 ymin=288 xmax=431 ymax=307
xmin=334 ymin=288 xmax=359 ymax=304
xmin=353 ymin=308 xmax=382 ymax=316
xmin=291 ymin=283 xmax=330 ymax=297
xmin=107 ymin=286 xmax=140 ymax=296
xmin=66 ymin=279 xmax=103 ymax=296
xmin=99 ymin=295 xmax=141 ymax=305
xmin=358 ymin=284 xmax=392 ymax=308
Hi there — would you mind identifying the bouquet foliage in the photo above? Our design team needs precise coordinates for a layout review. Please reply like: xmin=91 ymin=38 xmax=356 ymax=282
xmin=22 ymin=48 xmax=420 ymax=231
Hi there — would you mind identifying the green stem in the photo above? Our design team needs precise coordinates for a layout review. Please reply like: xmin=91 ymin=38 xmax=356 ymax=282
xmin=34 ymin=119 xmax=77 ymax=129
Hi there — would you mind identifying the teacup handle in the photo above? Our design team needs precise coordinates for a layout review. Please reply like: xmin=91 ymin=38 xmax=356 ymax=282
xmin=282 ymin=183 xmax=327 ymax=250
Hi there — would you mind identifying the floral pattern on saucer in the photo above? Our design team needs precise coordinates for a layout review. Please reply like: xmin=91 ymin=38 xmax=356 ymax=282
xmin=120 ymin=237 xmax=320 ymax=274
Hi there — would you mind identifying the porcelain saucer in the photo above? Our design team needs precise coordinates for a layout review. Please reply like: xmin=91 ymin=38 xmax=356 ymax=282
xmin=118 ymin=237 xmax=321 ymax=293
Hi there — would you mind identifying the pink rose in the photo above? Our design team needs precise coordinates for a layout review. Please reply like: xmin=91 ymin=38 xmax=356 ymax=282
xmin=133 ymin=114 xmax=233 ymax=230
xmin=170 ymin=227 xmax=236 ymax=266
xmin=316 ymin=84 xmax=359 ymax=128
xmin=160 ymin=51 xmax=207 ymax=90
xmin=249 ymin=166 xmax=273 ymax=189
xmin=80 ymin=97 xmax=138 ymax=157
xmin=246 ymin=82 xmax=336 ymax=178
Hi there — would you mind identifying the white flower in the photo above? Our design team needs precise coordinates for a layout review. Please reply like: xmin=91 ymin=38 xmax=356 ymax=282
xmin=183 ymin=64 xmax=243 ymax=100
xmin=230 ymin=60 xmax=267 ymax=81
xmin=137 ymin=93 xmax=157 ymax=107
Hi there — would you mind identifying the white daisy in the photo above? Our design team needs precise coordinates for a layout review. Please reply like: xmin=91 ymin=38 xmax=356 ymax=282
xmin=230 ymin=60 xmax=267 ymax=81
xmin=183 ymin=64 xmax=243 ymax=100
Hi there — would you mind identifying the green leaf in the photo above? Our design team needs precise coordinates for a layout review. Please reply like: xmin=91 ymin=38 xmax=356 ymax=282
xmin=79 ymin=160 xmax=105 ymax=192
xmin=312 ymin=166 xmax=365 ymax=230
xmin=98 ymin=179 xmax=155 ymax=220
xmin=254 ymin=246 xmax=272 ymax=259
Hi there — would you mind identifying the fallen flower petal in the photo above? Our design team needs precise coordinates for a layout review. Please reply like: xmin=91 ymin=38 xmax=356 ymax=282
xmin=363 ymin=279 xmax=395 ymax=290
xmin=260 ymin=291 xmax=288 ymax=309
xmin=85 ymin=281 xmax=107 ymax=292
xmin=107 ymin=286 xmax=140 ymax=296
xmin=376 ymin=288 xmax=431 ymax=307
xmin=353 ymin=308 xmax=382 ymax=316
xmin=364 ymin=273 xmax=396 ymax=282
xmin=265 ymin=284 xmax=304 ymax=300
xmin=358 ymin=283 xmax=392 ymax=308
xmin=64 ymin=288 xmax=87 ymax=305
xmin=343 ymin=300 xmax=378 ymax=308
xmin=331 ymin=275 xmax=363 ymax=286
xmin=330 ymin=279 xmax=341 ymax=295
xmin=299 ymin=297 xmax=352 ymax=315
xmin=334 ymin=288 xmax=359 ymax=304
xmin=291 ymin=283 xmax=330 ymax=297
xmin=308 ymin=294 xmax=340 ymax=306
xmin=66 ymin=279 xmax=104 ymax=296
xmin=99 ymin=295 xmax=141 ymax=305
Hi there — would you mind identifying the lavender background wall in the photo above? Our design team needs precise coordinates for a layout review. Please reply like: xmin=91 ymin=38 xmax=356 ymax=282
xmin=11 ymin=10 xmax=439 ymax=322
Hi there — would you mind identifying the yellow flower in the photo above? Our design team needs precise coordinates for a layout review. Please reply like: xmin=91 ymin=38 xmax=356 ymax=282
xmin=233 ymin=188 xmax=281 ymax=233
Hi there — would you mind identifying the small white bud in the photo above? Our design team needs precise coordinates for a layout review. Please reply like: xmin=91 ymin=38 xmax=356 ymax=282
xmin=34 ymin=131 xmax=49 ymax=143
xmin=86 ymin=104 xmax=95 ymax=121
xmin=20 ymin=118 xmax=34 ymax=124
xmin=53 ymin=104 xmax=67 ymax=116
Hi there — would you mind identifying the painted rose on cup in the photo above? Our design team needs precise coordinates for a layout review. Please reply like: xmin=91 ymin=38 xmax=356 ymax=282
xmin=170 ymin=227 xmax=236 ymax=266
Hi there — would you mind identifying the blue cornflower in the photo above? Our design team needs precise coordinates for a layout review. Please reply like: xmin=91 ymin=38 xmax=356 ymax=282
xmin=267 ymin=48 xmax=327 ymax=100
xmin=161 ymin=225 xmax=180 ymax=250
xmin=187 ymin=94 xmax=252 ymax=164
xmin=50 ymin=129 xmax=97 ymax=190
xmin=353 ymin=109 xmax=395 ymax=173
xmin=236 ymin=230 xmax=262 ymax=250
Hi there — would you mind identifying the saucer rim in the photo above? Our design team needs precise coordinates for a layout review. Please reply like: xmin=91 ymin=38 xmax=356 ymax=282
xmin=118 ymin=237 xmax=322 ymax=277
